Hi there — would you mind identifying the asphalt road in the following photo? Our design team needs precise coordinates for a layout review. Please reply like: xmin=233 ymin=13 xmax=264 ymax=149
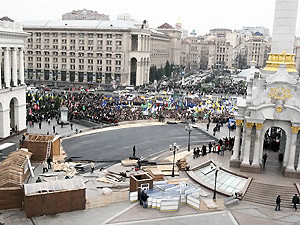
xmin=62 ymin=123 xmax=216 ymax=164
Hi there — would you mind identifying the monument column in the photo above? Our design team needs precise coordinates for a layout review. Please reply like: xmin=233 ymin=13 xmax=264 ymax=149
xmin=287 ymin=127 xmax=299 ymax=170
xmin=231 ymin=119 xmax=242 ymax=161
xmin=241 ymin=122 xmax=254 ymax=165
xmin=252 ymin=123 xmax=264 ymax=166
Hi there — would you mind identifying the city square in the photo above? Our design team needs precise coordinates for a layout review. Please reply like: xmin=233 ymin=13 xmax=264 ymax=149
xmin=1 ymin=0 xmax=300 ymax=224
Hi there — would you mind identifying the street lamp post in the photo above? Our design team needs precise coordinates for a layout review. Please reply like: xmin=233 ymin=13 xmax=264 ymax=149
xmin=211 ymin=163 xmax=220 ymax=201
xmin=169 ymin=142 xmax=179 ymax=177
xmin=228 ymin=121 xmax=231 ymax=138
xmin=185 ymin=125 xmax=193 ymax=152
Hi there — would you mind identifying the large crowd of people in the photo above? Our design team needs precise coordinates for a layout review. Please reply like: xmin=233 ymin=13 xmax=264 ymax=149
xmin=26 ymin=90 xmax=235 ymax=126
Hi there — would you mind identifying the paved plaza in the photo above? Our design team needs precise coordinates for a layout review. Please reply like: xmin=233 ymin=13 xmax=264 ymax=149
xmin=1 ymin=121 xmax=300 ymax=225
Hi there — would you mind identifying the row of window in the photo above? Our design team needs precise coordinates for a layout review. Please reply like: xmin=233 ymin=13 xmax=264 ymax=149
xmin=27 ymin=57 xmax=122 ymax=65
xmin=26 ymin=51 xmax=122 ymax=59
xmin=27 ymin=63 xmax=121 ymax=72
xmin=34 ymin=32 xmax=123 ymax=39
xmin=27 ymin=44 xmax=122 ymax=52
xmin=28 ymin=38 xmax=122 ymax=46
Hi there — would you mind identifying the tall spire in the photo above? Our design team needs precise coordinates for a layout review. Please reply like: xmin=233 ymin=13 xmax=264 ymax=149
xmin=264 ymin=0 xmax=299 ymax=73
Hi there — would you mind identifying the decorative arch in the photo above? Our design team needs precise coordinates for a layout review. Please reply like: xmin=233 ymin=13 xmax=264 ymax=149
xmin=130 ymin=57 xmax=137 ymax=86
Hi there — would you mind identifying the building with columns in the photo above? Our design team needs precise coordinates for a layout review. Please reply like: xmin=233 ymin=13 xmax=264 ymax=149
xmin=230 ymin=0 xmax=300 ymax=178
xmin=0 ymin=20 xmax=29 ymax=138
xmin=22 ymin=20 xmax=151 ymax=86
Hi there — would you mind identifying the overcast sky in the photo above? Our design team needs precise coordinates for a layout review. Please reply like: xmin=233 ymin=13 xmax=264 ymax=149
xmin=1 ymin=0 xmax=300 ymax=36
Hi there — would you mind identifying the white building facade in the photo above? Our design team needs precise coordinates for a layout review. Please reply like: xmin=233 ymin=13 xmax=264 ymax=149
xmin=0 ymin=20 xmax=29 ymax=138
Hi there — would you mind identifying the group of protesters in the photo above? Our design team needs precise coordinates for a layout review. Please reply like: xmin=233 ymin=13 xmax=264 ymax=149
xmin=193 ymin=137 xmax=235 ymax=159
xmin=26 ymin=88 xmax=236 ymax=127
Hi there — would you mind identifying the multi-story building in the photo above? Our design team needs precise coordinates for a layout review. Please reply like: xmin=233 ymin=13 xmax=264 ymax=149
xmin=0 ymin=19 xmax=29 ymax=138
xmin=181 ymin=36 xmax=200 ymax=73
xmin=22 ymin=20 xmax=151 ymax=86
xmin=62 ymin=9 xmax=110 ymax=21
xmin=233 ymin=32 xmax=271 ymax=69
xmin=207 ymin=29 xmax=233 ymax=69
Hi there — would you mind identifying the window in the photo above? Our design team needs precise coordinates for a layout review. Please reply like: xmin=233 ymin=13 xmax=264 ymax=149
xmin=53 ymin=45 xmax=58 ymax=50
xmin=36 ymin=45 xmax=41 ymax=49
xmin=36 ymin=38 xmax=41 ymax=43
xmin=115 ymin=67 xmax=121 ymax=72
xmin=45 ymin=45 xmax=50 ymax=49
xmin=116 ymin=34 xmax=122 ymax=39
xmin=28 ymin=57 xmax=33 ymax=61
xmin=70 ymin=33 xmax=76 ymax=38
xmin=116 ymin=60 xmax=121 ymax=65
xmin=53 ymin=39 xmax=58 ymax=43
xmin=70 ymin=64 xmax=75 ymax=70
xmin=106 ymin=34 xmax=112 ymax=39
xmin=88 ymin=46 xmax=93 ymax=51
xmin=70 ymin=52 xmax=75 ymax=56
xmin=106 ymin=53 xmax=112 ymax=58
xmin=44 ymin=33 xmax=50 ymax=37
xmin=27 ymin=51 xmax=33 ymax=55
xmin=88 ymin=65 xmax=93 ymax=70
xmin=97 ymin=46 xmax=102 ymax=50
xmin=36 ymin=32 xmax=41 ymax=37
xmin=62 ymin=39 xmax=67 ymax=44
xmin=79 ymin=59 xmax=84 ymax=63
xmin=62 ymin=64 xmax=67 ymax=69
xmin=28 ymin=63 xmax=33 ymax=68
xmin=78 ymin=52 xmax=84 ymax=57
xmin=27 ymin=38 xmax=33 ymax=43
xmin=62 ymin=46 xmax=67 ymax=50
xmin=96 ymin=53 xmax=102 ymax=57
xmin=62 ymin=58 xmax=67 ymax=63
xmin=79 ymin=65 xmax=84 ymax=70
xmin=70 ymin=45 xmax=75 ymax=50
xmin=37 ymin=57 xmax=41 ymax=62
xmin=88 ymin=40 xmax=94 ymax=45
xmin=107 ymin=40 xmax=112 ymax=45
xmin=106 ymin=47 xmax=112 ymax=51
xmin=98 ymin=40 xmax=103 ymax=45
xmin=79 ymin=46 xmax=84 ymax=51
xmin=97 ymin=34 xmax=103 ymax=38
xmin=61 ymin=33 xmax=67 ymax=37
xmin=70 ymin=39 xmax=76 ymax=44
xmin=97 ymin=66 xmax=102 ymax=71
xmin=116 ymin=54 xmax=122 ymax=59
xmin=53 ymin=58 xmax=58 ymax=62
xmin=37 ymin=63 xmax=41 ymax=68
xmin=116 ymin=41 xmax=122 ymax=46
xmin=45 ymin=57 xmax=49 ymax=62
xmin=27 ymin=44 xmax=33 ymax=49
xmin=97 ymin=59 xmax=102 ymax=64
xmin=44 ymin=51 xmax=49 ymax=55
xmin=36 ymin=51 xmax=41 ymax=55
xmin=45 ymin=63 xmax=49 ymax=68
xmin=79 ymin=33 xmax=85 ymax=38
xmin=61 ymin=52 xmax=67 ymax=56
xmin=79 ymin=40 xmax=84 ymax=44
xmin=106 ymin=60 xmax=111 ymax=65
xmin=53 ymin=64 xmax=58 ymax=69
xmin=106 ymin=66 xmax=111 ymax=71
xmin=116 ymin=47 xmax=122 ymax=51
xmin=87 ymin=53 xmax=93 ymax=57
xmin=88 ymin=59 xmax=93 ymax=64
xmin=45 ymin=39 xmax=50 ymax=44
xmin=88 ymin=33 xmax=94 ymax=38
xmin=70 ymin=58 xmax=75 ymax=63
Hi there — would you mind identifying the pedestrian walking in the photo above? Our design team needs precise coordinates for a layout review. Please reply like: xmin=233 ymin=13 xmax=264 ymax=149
xmin=53 ymin=125 xmax=56 ymax=133
xmin=132 ymin=145 xmax=136 ymax=158
xmin=208 ymin=142 xmax=212 ymax=153
xmin=48 ymin=118 xmax=51 ymax=125
xmin=275 ymin=195 xmax=281 ymax=211
xmin=292 ymin=194 xmax=299 ymax=211
xmin=47 ymin=157 xmax=52 ymax=169
xmin=39 ymin=121 xmax=42 ymax=129
xmin=140 ymin=190 xmax=149 ymax=208
xmin=90 ymin=161 xmax=95 ymax=173
xmin=263 ymin=153 xmax=268 ymax=168
xmin=70 ymin=123 xmax=73 ymax=130
xmin=42 ymin=161 xmax=48 ymax=173
xmin=206 ymin=123 xmax=210 ymax=131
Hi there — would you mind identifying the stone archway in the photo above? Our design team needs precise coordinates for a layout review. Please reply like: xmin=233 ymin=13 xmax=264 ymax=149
xmin=130 ymin=58 xmax=137 ymax=86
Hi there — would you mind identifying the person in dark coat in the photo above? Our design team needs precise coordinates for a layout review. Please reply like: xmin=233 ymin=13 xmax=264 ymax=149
xmin=47 ymin=157 xmax=52 ymax=169
xmin=275 ymin=195 xmax=281 ymax=211
xmin=140 ymin=190 xmax=149 ymax=208
xmin=292 ymin=194 xmax=300 ymax=211
xmin=263 ymin=153 xmax=268 ymax=168
xmin=208 ymin=142 xmax=212 ymax=153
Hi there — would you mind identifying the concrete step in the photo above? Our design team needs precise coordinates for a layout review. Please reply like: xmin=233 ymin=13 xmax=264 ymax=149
xmin=243 ymin=181 xmax=298 ymax=208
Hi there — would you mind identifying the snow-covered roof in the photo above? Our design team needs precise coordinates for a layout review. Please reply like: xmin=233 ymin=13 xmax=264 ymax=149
xmin=22 ymin=20 xmax=144 ymax=30
xmin=149 ymin=28 xmax=165 ymax=35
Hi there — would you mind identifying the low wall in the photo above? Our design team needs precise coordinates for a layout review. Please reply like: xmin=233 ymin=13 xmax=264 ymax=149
xmin=0 ymin=188 xmax=23 ymax=210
